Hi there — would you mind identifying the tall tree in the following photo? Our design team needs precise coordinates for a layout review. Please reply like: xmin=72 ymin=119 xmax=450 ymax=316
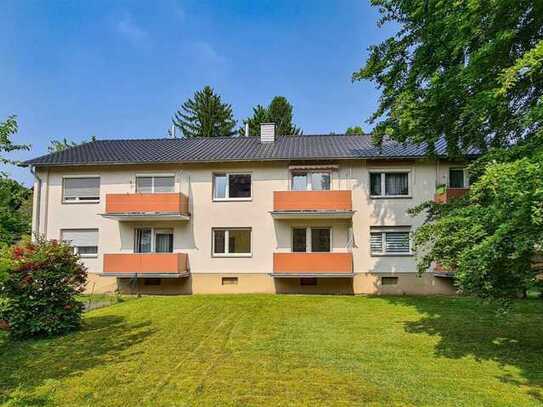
xmin=0 ymin=116 xmax=29 ymax=173
xmin=354 ymin=1 xmax=543 ymax=154
xmin=172 ymin=86 xmax=236 ymax=138
xmin=240 ymin=96 xmax=301 ymax=136
xmin=357 ymin=1 xmax=543 ymax=299
xmin=239 ymin=105 xmax=268 ymax=137
xmin=267 ymin=96 xmax=301 ymax=136
xmin=345 ymin=126 xmax=364 ymax=135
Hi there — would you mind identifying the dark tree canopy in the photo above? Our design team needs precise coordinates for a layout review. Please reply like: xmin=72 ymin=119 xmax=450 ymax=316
xmin=354 ymin=0 xmax=543 ymax=156
xmin=0 ymin=177 xmax=31 ymax=246
xmin=240 ymin=96 xmax=301 ymax=136
xmin=172 ymin=86 xmax=236 ymax=138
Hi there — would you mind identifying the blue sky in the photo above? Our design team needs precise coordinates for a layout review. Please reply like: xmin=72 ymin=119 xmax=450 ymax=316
xmin=1 ymin=0 xmax=393 ymax=185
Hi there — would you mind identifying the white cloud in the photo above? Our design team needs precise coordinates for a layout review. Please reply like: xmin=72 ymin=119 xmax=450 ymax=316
xmin=115 ymin=13 xmax=150 ymax=48
xmin=191 ymin=41 xmax=227 ymax=66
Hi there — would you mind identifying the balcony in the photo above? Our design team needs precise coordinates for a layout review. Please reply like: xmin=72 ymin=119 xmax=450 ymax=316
xmin=434 ymin=188 xmax=469 ymax=204
xmin=102 ymin=253 xmax=189 ymax=278
xmin=271 ymin=191 xmax=353 ymax=219
xmin=102 ymin=193 xmax=190 ymax=221
xmin=272 ymin=252 xmax=353 ymax=277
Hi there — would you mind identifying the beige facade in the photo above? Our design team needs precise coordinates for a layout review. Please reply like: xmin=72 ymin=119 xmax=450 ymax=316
xmin=31 ymin=159 xmax=459 ymax=295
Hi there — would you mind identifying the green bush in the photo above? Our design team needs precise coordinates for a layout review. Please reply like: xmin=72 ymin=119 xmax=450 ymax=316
xmin=0 ymin=236 xmax=87 ymax=339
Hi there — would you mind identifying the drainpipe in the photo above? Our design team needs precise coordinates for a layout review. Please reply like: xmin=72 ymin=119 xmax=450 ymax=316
xmin=30 ymin=166 xmax=41 ymax=240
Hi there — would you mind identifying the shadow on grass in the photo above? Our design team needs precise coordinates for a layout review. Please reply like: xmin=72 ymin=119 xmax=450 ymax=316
xmin=0 ymin=314 xmax=156 ymax=406
xmin=383 ymin=296 xmax=543 ymax=399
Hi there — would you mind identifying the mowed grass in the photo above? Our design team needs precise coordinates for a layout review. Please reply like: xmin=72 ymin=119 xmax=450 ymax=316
xmin=1 ymin=295 xmax=542 ymax=406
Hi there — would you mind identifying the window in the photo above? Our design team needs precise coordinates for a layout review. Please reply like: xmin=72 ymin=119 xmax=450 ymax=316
xmin=213 ymin=173 xmax=251 ymax=200
xmin=291 ymin=171 xmax=331 ymax=191
xmin=144 ymin=278 xmax=161 ymax=286
xmin=291 ymin=227 xmax=331 ymax=252
xmin=449 ymin=168 xmax=465 ymax=188
xmin=381 ymin=277 xmax=399 ymax=285
xmin=134 ymin=228 xmax=173 ymax=253
xmin=61 ymin=229 xmax=98 ymax=257
xmin=370 ymin=228 xmax=411 ymax=255
xmin=292 ymin=228 xmax=307 ymax=252
xmin=213 ymin=228 xmax=251 ymax=256
xmin=370 ymin=172 xmax=409 ymax=197
xmin=136 ymin=175 xmax=174 ymax=193
xmin=222 ymin=277 xmax=238 ymax=285
xmin=300 ymin=278 xmax=317 ymax=286
xmin=62 ymin=177 xmax=100 ymax=202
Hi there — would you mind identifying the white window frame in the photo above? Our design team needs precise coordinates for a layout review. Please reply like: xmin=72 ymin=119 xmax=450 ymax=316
xmin=135 ymin=174 xmax=176 ymax=194
xmin=62 ymin=175 xmax=101 ymax=203
xmin=291 ymin=226 xmax=332 ymax=253
xmin=448 ymin=167 xmax=469 ymax=188
xmin=212 ymin=172 xmax=252 ymax=201
xmin=370 ymin=227 xmax=412 ymax=256
xmin=61 ymin=228 xmax=99 ymax=258
xmin=369 ymin=169 xmax=411 ymax=198
xmin=290 ymin=170 xmax=332 ymax=191
xmin=134 ymin=227 xmax=174 ymax=253
xmin=212 ymin=228 xmax=252 ymax=257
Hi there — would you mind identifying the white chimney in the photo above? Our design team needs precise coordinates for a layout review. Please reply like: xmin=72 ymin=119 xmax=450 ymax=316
xmin=245 ymin=122 xmax=250 ymax=137
xmin=260 ymin=123 xmax=276 ymax=143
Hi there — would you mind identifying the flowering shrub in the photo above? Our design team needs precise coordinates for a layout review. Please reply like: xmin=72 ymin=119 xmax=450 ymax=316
xmin=0 ymin=236 xmax=87 ymax=339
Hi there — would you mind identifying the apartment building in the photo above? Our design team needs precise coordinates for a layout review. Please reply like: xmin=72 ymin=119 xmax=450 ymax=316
xmin=24 ymin=124 xmax=473 ymax=295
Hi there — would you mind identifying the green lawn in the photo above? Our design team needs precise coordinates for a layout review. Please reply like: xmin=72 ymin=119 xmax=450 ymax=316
xmin=1 ymin=295 xmax=542 ymax=406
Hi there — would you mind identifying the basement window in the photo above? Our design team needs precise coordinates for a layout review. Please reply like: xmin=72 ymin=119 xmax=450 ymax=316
xmin=222 ymin=277 xmax=238 ymax=285
xmin=300 ymin=278 xmax=317 ymax=286
xmin=381 ymin=277 xmax=399 ymax=286
xmin=144 ymin=278 xmax=161 ymax=286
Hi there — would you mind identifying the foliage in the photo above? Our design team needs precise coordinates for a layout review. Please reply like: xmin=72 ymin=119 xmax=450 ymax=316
xmin=345 ymin=126 xmax=364 ymax=135
xmin=240 ymin=96 xmax=302 ymax=136
xmin=172 ymin=86 xmax=236 ymax=138
xmin=0 ymin=236 xmax=87 ymax=339
xmin=0 ymin=115 xmax=30 ymax=173
xmin=354 ymin=1 xmax=543 ymax=155
xmin=48 ymin=136 xmax=97 ymax=153
xmin=0 ymin=177 xmax=32 ymax=246
xmin=411 ymin=134 xmax=543 ymax=298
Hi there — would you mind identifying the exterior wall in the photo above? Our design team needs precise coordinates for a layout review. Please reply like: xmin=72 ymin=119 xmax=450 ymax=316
xmin=32 ymin=159 xmax=463 ymax=296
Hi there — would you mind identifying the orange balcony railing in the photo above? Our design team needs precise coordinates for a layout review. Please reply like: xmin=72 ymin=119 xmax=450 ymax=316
xmin=273 ymin=191 xmax=352 ymax=212
xmin=273 ymin=252 xmax=353 ymax=276
xmin=434 ymin=188 xmax=469 ymax=204
xmin=105 ymin=193 xmax=189 ymax=215
xmin=103 ymin=253 xmax=189 ymax=276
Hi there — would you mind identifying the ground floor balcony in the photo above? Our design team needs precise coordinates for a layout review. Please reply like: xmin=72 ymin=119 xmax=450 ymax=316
xmin=102 ymin=253 xmax=189 ymax=278
xmin=272 ymin=252 xmax=353 ymax=277
xmin=271 ymin=191 xmax=354 ymax=219
xmin=102 ymin=193 xmax=190 ymax=221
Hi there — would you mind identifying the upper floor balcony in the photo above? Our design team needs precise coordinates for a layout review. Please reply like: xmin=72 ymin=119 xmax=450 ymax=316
xmin=271 ymin=190 xmax=354 ymax=219
xmin=102 ymin=193 xmax=190 ymax=221
xmin=102 ymin=253 xmax=189 ymax=278
xmin=433 ymin=187 xmax=469 ymax=204
xmin=272 ymin=252 xmax=354 ymax=277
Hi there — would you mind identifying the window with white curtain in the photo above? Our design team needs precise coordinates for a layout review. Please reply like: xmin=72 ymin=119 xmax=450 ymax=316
xmin=369 ymin=172 xmax=409 ymax=197
xmin=291 ymin=171 xmax=331 ymax=191
xmin=136 ymin=175 xmax=175 ymax=193
xmin=370 ymin=227 xmax=411 ymax=255
xmin=134 ymin=228 xmax=173 ymax=253
xmin=62 ymin=177 xmax=100 ymax=202
xmin=61 ymin=229 xmax=99 ymax=257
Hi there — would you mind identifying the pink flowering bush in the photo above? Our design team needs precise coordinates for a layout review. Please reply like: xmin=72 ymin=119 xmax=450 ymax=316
xmin=0 ymin=236 xmax=87 ymax=339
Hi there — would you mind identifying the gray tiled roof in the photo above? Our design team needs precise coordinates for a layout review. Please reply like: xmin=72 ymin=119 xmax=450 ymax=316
xmin=24 ymin=135 xmax=478 ymax=167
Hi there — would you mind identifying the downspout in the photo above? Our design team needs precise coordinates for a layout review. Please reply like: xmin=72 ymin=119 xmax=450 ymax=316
xmin=30 ymin=166 xmax=41 ymax=240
